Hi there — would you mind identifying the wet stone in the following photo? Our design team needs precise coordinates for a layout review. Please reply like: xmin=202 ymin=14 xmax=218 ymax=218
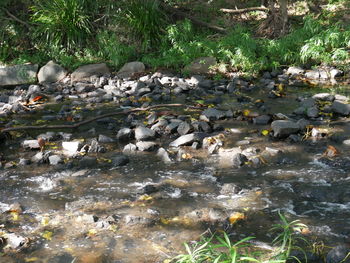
xmin=253 ymin=115 xmax=271 ymax=125
xmin=326 ymin=245 xmax=350 ymax=263
xmin=117 ymin=128 xmax=134 ymax=141
xmin=136 ymin=141 xmax=158 ymax=152
xmin=98 ymin=134 xmax=115 ymax=143
xmin=306 ymin=106 xmax=319 ymax=118
xmin=232 ymin=153 xmax=248 ymax=167
xmin=123 ymin=143 xmax=137 ymax=153
xmin=271 ymin=120 xmax=300 ymax=138
xmin=22 ymin=140 xmax=40 ymax=150
xmin=200 ymin=108 xmax=226 ymax=121
xmin=134 ymin=126 xmax=156 ymax=141
xmin=79 ymin=156 xmax=98 ymax=168
xmin=48 ymin=253 xmax=75 ymax=263
xmin=312 ymin=93 xmax=335 ymax=102
xmin=169 ymin=133 xmax=206 ymax=147
xmin=49 ymin=155 xmax=63 ymax=165
xmin=331 ymin=100 xmax=350 ymax=116
xmin=157 ymin=147 xmax=172 ymax=163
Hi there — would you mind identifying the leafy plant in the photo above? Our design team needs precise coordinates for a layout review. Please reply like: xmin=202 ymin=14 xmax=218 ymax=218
xmin=122 ymin=0 xmax=167 ymax=50
xmin=31 ymin=0 xmax=92 ymax=52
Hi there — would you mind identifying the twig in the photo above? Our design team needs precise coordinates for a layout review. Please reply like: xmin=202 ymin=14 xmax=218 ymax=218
xmin=220 ymin=7 xmax=268 ymax=14
xmin=3 ymin=9 xmax=31 ymax=29
xmin=1 ymin=104 xmax=203 ymax=133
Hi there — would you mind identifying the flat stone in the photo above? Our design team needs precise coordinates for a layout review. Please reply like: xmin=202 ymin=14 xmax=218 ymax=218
xmin=271 ymin=120 xmax=300 ymax=138
xmin=134 ymin=126 xmax=156 ymax=141
xmin=136 ymin=141 xmax=158 ymax=151
xmin=332 ymin=100 xmax=350 ymax=115
xmin=22 ymin=140 xmax=40 ymax=150
xmin=71 ymin=63 xmax=110 ymax=83
xmin=117 ymin=61 xmax=145 ymax=78
xmin=312 ymin=93 xmax=335 ymax=101
xmin=38 ymin=60 xmax=67 ymax=83
xmin=177 ymin=121 xmax=191 ymax=135
xmin=0 ymin=64 xmax=38 ymax=86
xmin=169 ymin=133 xmax=206 ymax=147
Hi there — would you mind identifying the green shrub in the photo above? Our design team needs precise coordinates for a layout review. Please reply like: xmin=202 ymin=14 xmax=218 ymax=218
xmin=122 ymin=0 xmax=167 ymax=50
xmin=31 ymin=0 xmax=92 ymax=52
xmin=95 ymin=31 xmax=136 ymax=68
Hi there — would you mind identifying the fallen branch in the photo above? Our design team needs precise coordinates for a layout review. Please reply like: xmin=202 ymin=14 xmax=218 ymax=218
xmin=3 ymin=9 xmax=31 ymax=29
xmin=220 ymin=7 xmax=268 ymax=14
xmin=161 ymin=3 xmax=227 ymax=33
xmin=1 ymin=104 xmax=203 ymax=133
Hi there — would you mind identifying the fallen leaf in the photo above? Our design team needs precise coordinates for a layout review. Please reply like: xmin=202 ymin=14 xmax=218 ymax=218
xmin=261 ymin=129 xmax=270 ymax=136
xmin=243 ymin=109 xmax=251 ymax=117
xmin=42 ymin=231 xmax=53 ymax=241
xmin=11 ymin=211 xmax=19 ymax=221
xmin=87 ymin=229 xmax=97 ymax=237
xmin=25 ymin=257 xmax=40 ymax=262
xmin=181 ymin=153 xmax=193 ymax=159
xmin=41 ymin=216 xmax=50 ymax=226
xmin=138 ymin=195 xmax=153 ymax=201
xmin=228 ymin=212 xmax=245 ymax=224
xmin=323 ymin=145 xmax=339 ymax=158
xmin=32 ymin=96 xmax=43 ymax=102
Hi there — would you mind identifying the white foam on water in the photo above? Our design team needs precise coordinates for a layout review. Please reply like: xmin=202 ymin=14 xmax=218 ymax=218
xmin=167 ymin=188 xmax=182 ymax=198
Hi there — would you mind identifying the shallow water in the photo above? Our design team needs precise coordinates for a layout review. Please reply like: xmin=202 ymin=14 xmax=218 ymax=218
xmin=1 ymin=83 xmax=350 ymax=262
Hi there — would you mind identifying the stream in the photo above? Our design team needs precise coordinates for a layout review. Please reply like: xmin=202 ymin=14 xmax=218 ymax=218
xmin=0 ymin=75 xmax=350 ymax=263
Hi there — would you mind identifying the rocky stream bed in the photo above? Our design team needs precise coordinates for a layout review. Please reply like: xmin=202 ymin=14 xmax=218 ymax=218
xmin=0 ymin=61 xmax=350 ymax=263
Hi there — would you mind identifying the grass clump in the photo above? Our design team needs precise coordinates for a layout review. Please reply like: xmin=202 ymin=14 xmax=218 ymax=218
xmin=171 ymin=212 xmax=309 ymax=263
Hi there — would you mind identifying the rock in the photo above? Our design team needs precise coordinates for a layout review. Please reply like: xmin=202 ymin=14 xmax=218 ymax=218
xmin=62 ymin=141 xmax=81 ymax=153
xmin=330 ymin=68 xmax=343 ymax=79
xmin=300 ymin=97 xmax=316 ymax=108
xmin=78 ymin=251 xmax=106 ymax=263
xmin=157 ymin=148 xmax=172 ymax=163
xmin=134 ymin=126 xmax=156 ymax=141
xmin=98 ymin=134 xmax=115 ymax=143
xmin=326 ymin=245 xmax=350 ymax=263
xmin=49 ymin=155 xmax=63 ymax=165
xmin=271 ymin=120 xmax=300 ymax=137
xmin=123 ymin=143 xmax=137 ymax=153
xmin=143 ymin=184 xmax=158 ymax=195
xmin=112 ymin=155 xmax=129 ymax=166
xmin=198 ymin=79 xmax=213 ymax=89
xmin=306 ymin=106 xmax=319 ymax=118
xmin=22 ymin=140 xmax=40 ymax=150
xmin=18 ymin=158 xmax=31 ymax=166
xmin=232 ymin=153 xmax=248 ymax=167
xmin=87 ymin=139 xmax=106 ymax=153
xmin=200 ymin=108 xmax=226 ymax=121
xmin=0 ymin=64 xmax=38 ymax=86
xmin=169 ymin=133 xmax=206 ymax=147
xmin=31 ymin=151 xmax=50 ymax=164
xmin=71 ymin=63 xmax=110 ymax=83
xmin=335 ymin=94 xmax=348 ymax=102
xmin=177 ymin=122 xmax=191 ymax=135
xmin=331 ymin=100 xmax=350 ymax=115
xmin=79 ymin=156 xmax=98 ymax=168
xmin=343 ymin=139 xmax=350 ymax=146
xmin=3 ymin=233 xmax=28 ymax=250
xmin=220 ymin=183 xmax=241 ymax=195
xmin=136 ymin=141 xmax=158 ymax=151
xmin=312 ymin=93 xmax=335 ymax=101
xmin=117 ymin=61 xmax=145 ymax=78
xmin=37 ymin=61 xmax=67 ymax=83
xmin=117 ymin=128 xmax=134 ymax=141
xmin=296 ymin=118 xmax=310 ymax=130
xmin=253 ymin=115 xmax=271 ymax=125
xmin=305 ymin=70 xmax=320 ymax=79
xmin=286 ymin=66 xmax=304 ymax=76
xmin=184 ymin=57 xmax=216 ymax=75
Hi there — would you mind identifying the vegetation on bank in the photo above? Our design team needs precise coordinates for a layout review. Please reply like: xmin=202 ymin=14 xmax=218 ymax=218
xmin=0 ymin=0 xmax=349 ymax=74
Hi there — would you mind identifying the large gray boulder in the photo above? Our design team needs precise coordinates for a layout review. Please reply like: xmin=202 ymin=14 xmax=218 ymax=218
xmin=71 ymin=63 xmax=110 ymax=82
xmin=184 ymin=57 xmax=216 ymax=75
xmin=134 ymin=126 xmax=156 ymax=141
xmin=0 ymin=64 xmax=38 ymax=86
xmin=38 ymin=61 xmax=67 ymax=83
xmin=271 ymin=120 xmax=300 ymax=137
xmin=117 ymin=61 xmax=145 ymax=78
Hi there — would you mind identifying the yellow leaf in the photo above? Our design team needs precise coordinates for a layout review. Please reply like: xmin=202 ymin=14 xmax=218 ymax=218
xmin=160 ymin=217 xmax=170 ymax=225
xmin=87 ymin=229 xmax=97 ymax=237
xmin=181 ymin=153 xmax=193 ymax=159
xmin=243 ymin=109 xmax=250 ymax=117
xmin=138 ymin=195 xmax=153 ymax=201
xmin=41 ymin=216 xmax=50 ymax=226
xmin=42 ymin=231 xmax=53 ymax=240
xmin=109 ymin=225 xmax=118 ymax=233
xmin=11 ymin=211 xmax=19 ymax=221
xmin=261 ymin=129 xmax=269 ymax=136
xmin=25 ymin=257 xmax=40 ymax=262
xmin=228 ymin=212 xmax=245 ymax=224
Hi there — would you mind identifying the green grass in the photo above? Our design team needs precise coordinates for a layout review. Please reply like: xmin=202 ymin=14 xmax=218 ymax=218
xmin=171 ymin=212 xmax=309 ymax=263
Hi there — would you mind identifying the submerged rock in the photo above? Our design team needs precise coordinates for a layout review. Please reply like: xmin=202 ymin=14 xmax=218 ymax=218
xmin=112 ymin=155 xmax=129 ymax=166
xmin=326 ymin=244 xmax=350 ymax=263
